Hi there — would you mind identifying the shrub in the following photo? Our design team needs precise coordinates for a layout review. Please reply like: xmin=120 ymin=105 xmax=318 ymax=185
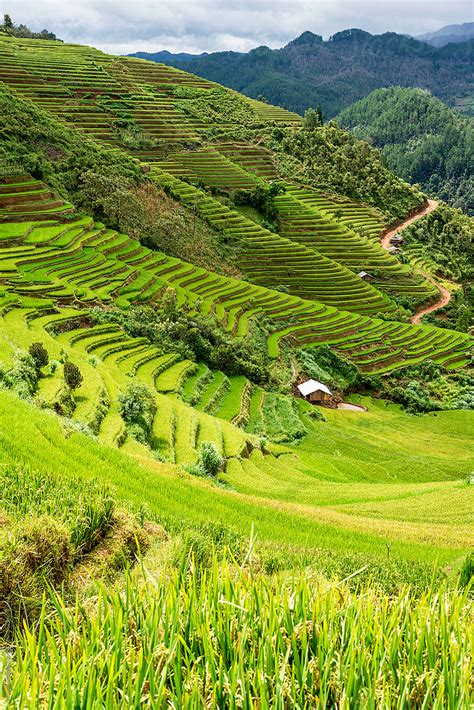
xmin=118 ymin=382 xmax=157 ymax=445
xmin=7 ymin=350 xmax=38 ymax=397
xmin=28 ymin=342 xmax=49 ymax=372
xmin=187 ymin=442 xmax=224 ymax=478
xmin=63 ymin=361 xmax=83 ymax=390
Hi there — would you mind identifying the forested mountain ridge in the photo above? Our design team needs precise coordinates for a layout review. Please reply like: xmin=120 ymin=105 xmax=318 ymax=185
xmin=415 ymin=22 xmax=474 ymax=47
xmin=337 ymin=87 xmax=474 ymax=215
xmin=130 ymin=29 xmax=474 ymax=118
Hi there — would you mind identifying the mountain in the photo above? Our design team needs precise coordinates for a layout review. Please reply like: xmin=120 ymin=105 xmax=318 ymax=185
xmin=128 ymin=49 xmax=209 ymax=62
xmin=416 ymin=22 xmax=474 ymax=47
xmin=337 ymin=87 xmax=474 ymax=214
xmin=128 ymin=29 xmax=474 ymax=118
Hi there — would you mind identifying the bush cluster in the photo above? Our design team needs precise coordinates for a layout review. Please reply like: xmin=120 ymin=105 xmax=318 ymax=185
xmin=186 ymin=442 xmax=225 ymax=478
xmin=92 ymin=291 xmax=274 ymax=386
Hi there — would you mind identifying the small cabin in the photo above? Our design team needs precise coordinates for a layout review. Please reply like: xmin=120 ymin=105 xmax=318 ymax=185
xmin=389 ymin=235 xmax=404 ymax=246
xmin=357 ymin=271 xmax=373 ymax=281
xmin=388 ymin=246 xmax=403 ymax=255
xmin=297 ymin=379 xmax=334 ymax=405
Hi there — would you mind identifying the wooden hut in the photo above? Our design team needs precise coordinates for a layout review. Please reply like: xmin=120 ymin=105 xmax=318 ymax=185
xmin=297 ymin=379 xmax=334 ymax=405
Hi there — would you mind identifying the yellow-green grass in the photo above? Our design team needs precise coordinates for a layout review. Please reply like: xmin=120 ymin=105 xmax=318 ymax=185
xmin=0 ymin=390 xmax=472 ymax=569
xmin=2 ymin=560 xmax=471 ymax=708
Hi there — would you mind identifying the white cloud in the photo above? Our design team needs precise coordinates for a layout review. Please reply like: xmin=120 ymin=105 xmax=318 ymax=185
xmin=2 ymin=0 xmax=472 ymax=54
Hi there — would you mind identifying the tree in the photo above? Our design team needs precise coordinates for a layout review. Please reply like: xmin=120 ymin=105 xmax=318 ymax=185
xmin=188 ymin=441 xmax=224 ymax=477
xmin=3 ymin=14 xmax=13 ymax=31
xmin=28 ymin=342 xmax=49 ymax=372
xmin=63 ymin=361 xmax=83 ymax=390
xmin=304 ymin=107 xmax=322 ymax=131
xmin=118 ymin=382 xmax=157 ymax=445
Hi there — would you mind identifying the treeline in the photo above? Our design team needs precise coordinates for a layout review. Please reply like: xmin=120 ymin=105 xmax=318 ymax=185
xmin=338 ymin=88 xmax=474 ymax=214
xmin=1 ymin=14 xmax=60 ymax=41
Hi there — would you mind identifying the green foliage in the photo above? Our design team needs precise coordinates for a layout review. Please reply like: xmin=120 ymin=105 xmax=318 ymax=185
xmin=459 ymin=551 xmax=474 ymax=588
xmin=338 ymin=87 xmax=474 ymax=214
xmin=28 ymin=341 xmax=49 ymax=372
xmin=382 ymin=360 xmax=474 ymax=413
xmin=303 ymin=106 xmax=323 ymax=130
xmin=0 ymin=350 xmax=38 ymax=398
xmin=267 ymin=123 xmax=423 ymax=220
xmin=63 ymin=361 xmax=83 ymax=391
xmin=91 ymin=295 xmax=276 ymax=387
xmin=0 ymin=85 xmax=141 ymax=208
xmin=1 ymin=14 xmax=60 ymax=40
xmin=118 ymin=382 xmax=157 ymax=445
xmin=233 ymin=180 xmax=285 ymax=221
xmin=391 ymin=380 xmax=439 ymax=414
xmin=402 ymin=202 xmax=473 ymax=281
xmin=187 ymin=441 xmax=225 ymax=478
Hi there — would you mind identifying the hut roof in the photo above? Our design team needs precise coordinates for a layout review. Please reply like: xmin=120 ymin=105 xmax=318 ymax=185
xmin=297 ymin=379 xmax=333 ymax=397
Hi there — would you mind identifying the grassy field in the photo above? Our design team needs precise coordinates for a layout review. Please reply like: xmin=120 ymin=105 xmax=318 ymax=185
xmin=0 ymin=390 xmax=472 ymax=572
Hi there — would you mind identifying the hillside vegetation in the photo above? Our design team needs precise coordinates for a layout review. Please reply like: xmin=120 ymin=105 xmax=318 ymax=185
xmin=138 ymin=29 xmax=474 ymax=118
xmin=0 ymin=33 xmax=473 ymax=707
xmin=338 ymin=87 xmax=474 ymax=214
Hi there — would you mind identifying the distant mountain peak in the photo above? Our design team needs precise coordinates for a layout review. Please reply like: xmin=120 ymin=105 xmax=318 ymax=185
xmin=329 ymin=28 xmax=372 ymax=42
xmin=415 ymin=21 xmax=474 ymax=47
xmin=285 ymin=31 xmax=323 ymax=48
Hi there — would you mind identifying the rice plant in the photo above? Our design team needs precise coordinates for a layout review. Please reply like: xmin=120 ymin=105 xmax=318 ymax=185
xmin=1 ymin=555 xmax=472 ymax=708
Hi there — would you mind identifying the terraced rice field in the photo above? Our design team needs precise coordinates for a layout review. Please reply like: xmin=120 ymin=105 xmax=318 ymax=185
xmin=0 ymin=35 xmax=442 ymax=316
xmin=0 ymin=36 xmax=471 ymax=386
xmin=1 ymin=176 xmax=471 ymax=377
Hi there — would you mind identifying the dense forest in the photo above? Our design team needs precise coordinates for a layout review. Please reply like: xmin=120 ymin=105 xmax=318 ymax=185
xmin=337 ymin=87 xmax=474 ymax=214
xmin=133 ymin=29 xmax=474 ymax=118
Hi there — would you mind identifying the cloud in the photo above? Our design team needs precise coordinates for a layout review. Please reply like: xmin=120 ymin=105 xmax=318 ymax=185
xmin=2 ymin=0 xmax=472 ymax=54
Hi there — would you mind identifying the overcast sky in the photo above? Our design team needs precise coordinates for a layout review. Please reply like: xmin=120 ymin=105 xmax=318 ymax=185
xmin=2 ymin=0 xmax=472 ymax=55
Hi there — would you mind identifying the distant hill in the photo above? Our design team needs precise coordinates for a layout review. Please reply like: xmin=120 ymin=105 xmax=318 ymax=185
xmin=128 ymin=49 xmax=209 ymax=63
xmin=128 ymin=29 xmax=474 ymax=118
xmin=337 ymin=87 xmax=474 ymax=215
xmin=416 ymin=22 xmax=474 ymax=47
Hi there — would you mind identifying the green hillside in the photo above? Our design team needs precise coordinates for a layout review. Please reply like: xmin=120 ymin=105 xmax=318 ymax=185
xmin=0 ymin=34 xmax=473 ymax=707
xmin=338 ymin=87 xmax=474 ymax=214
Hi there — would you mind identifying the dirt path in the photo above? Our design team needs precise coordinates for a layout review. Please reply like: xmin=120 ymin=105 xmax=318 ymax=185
xmin=411 ymin=278 xmax=451 ymax=324
xmin=380 ymin=198 xmax=451 ymax=323
xmin=380 ymin=199 xmax=438 ymax=249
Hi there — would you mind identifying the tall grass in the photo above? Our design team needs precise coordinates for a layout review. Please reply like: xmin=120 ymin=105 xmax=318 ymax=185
xmin=2 ymin=555 xmax=472 ymax=708
xmin=0 ymin=464 xmax=115 ymax=557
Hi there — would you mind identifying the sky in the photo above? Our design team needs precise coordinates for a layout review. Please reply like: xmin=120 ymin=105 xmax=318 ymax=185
xmin=2 ymin=0 xmax=473 ymax=55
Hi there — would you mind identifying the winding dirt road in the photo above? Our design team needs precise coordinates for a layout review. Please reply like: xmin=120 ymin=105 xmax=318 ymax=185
xmin=411 ymin=278 xmax=451 ymax=324
xmin=380 ymin=199 xmax=451 ymax=323
xmin=380 ymin=199 xmax=438 ymax=249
